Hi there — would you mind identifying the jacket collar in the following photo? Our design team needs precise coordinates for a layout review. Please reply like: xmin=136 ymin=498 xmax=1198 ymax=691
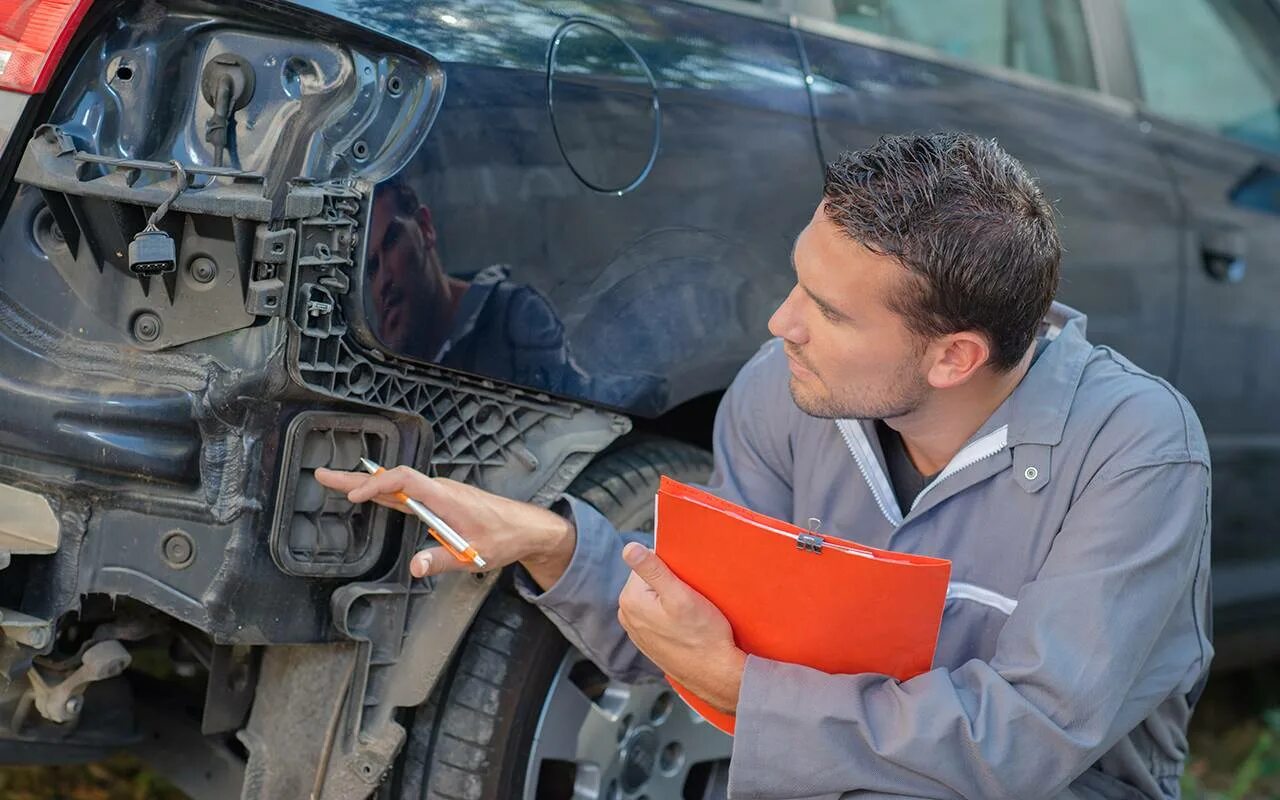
xmin=980 ymin=302 xmax=1093 ymax=449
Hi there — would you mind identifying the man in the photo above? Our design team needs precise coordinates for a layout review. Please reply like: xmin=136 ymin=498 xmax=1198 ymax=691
xmin=318 ymin=133 xmax=1212 ymax=799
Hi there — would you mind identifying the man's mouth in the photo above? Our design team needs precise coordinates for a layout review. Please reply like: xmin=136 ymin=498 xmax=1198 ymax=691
xmin=784 ymin=346 xmax=817 ymax=379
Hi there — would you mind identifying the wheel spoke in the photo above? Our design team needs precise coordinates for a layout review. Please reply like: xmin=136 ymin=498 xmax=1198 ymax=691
xmin=659 ymin=702 xmax=732 ymax=766
xmin=579 ymin=699 xmax=626 ymax=769
xmin=532 ymin=669 xmax=602 ymax=762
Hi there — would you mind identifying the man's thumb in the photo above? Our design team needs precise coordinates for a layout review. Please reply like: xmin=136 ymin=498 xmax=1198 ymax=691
xmin=622 ymin=543 xmax=671 ymax=589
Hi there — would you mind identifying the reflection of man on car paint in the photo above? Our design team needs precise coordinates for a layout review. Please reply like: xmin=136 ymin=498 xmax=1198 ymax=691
xmin=366 ymin=181 xmax=663 ymax=407
xmin=366 ymin=184 xmax=465 ymax=358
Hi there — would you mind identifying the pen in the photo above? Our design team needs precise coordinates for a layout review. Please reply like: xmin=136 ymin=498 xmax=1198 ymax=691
xmin=358 ymin=457 xmax=488 ymax=570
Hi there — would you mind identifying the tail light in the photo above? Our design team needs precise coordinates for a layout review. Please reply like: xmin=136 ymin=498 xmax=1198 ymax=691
xmin=1 ymin=0 xmax=94 ymax=94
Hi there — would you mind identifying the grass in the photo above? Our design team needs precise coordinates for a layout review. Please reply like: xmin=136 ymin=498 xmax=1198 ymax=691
xmin=0 ymin=756 xmax=186 ymax=800
xmin=1183 ymin=666 xmax=1280 ymax=799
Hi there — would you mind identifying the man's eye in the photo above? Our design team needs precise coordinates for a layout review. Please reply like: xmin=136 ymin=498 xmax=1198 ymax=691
xmin=820 ymin=306 xmax=842 ymax=323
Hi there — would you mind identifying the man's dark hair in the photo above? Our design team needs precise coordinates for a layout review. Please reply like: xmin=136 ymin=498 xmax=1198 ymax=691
xmin=822 ymin=132 xmax=1060 ymax=372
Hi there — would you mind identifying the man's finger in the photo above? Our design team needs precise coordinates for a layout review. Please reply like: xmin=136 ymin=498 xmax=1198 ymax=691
xmin=314 ymin=468 xmax=368 ymax=493
xmin=622 ymin=543 xmax=677 ymax=593
xmin=341 ymin=465 xmax=436 ymax=504
xmin=314 ymin=468 xmax=410 ymax=514
xmin=413 ymin=545 xmax=480 ymax=578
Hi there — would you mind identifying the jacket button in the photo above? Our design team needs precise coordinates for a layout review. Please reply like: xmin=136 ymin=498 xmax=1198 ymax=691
xmin=1024 ymin=466 xmax=1039 ymax=481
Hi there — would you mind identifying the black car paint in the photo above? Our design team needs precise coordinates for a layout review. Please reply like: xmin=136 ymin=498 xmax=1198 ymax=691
xmin=335 ymin=0 xmax=819 ymax=416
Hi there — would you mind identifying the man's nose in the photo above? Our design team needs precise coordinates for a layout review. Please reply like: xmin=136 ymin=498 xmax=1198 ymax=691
xmin=768 ymin=285 xmax=807 ymax=344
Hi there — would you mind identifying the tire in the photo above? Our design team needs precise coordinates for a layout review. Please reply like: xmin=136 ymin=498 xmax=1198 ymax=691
xmin=397 ymin=438 xmax=731 ymax=800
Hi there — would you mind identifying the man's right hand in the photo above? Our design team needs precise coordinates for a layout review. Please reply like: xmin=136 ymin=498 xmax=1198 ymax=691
xmin=314 ymin=466 xmax=577 ymax=590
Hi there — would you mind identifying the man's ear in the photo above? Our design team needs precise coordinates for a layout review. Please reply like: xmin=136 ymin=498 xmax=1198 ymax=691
xmin=926 ymin=332 xmax=991 ymax=389
xmin=414 ymin=206 xmax=437 ymax=251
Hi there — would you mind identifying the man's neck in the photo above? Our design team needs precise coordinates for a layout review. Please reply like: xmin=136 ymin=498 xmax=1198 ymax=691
xmin=888 ymin=346 xmax=1036 ymax=476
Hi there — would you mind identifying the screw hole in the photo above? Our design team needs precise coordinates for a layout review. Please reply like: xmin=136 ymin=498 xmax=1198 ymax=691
xmin=352 ymin=140 xmax=370 ymax=161
xmin=115 ymin=64 xmax=134 ymax=81
xmin=265 ymin=297 xmax=277 ymax=308
xmin=387 ymin=75 xmax=403 ymax=96
xmin=273 ymin=242 xmax=284 ymax=253
xmin=649 ymin=691 xmax=674 ymax=725
xmin=659 ymin=742 xmax=684 ymax=775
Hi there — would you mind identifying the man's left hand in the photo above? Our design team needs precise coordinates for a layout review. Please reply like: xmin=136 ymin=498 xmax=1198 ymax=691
xmin=617 ymin=542 xmax=747 ymax=715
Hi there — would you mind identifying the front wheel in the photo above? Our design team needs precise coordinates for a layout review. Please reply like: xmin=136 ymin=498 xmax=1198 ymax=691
xmin=397 ymin=438 xmax=731 ymax=800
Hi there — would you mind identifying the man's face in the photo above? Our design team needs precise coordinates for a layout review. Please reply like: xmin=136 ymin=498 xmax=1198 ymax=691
xmin=767 ymin=204 xmax=932 ymax=420
xmin=367 ymin=192 xmax=447 ymax=352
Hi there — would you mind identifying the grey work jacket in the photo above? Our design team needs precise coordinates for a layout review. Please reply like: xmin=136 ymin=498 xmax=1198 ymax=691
xmin=517 ymin=303 xmax=1213 ymax=800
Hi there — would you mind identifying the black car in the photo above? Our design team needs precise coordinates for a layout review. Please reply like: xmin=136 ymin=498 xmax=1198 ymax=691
xmin=1 ymin=1 xmax=1278 ymax=798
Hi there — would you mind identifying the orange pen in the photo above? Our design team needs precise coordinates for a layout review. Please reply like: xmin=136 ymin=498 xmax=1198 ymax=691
xmin=359 ymin=457 xmax=487 ymax=569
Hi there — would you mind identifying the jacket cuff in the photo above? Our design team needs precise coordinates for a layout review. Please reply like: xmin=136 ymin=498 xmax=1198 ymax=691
xmin=513 ymin=494 xmax=620 ymax=610
xmin=728 ymin=654 xmax=785 ymax=799
xmin=728 ymin=655 xmax=863 ymax=800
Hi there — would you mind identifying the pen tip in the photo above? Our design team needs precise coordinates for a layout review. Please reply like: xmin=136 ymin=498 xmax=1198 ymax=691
xmin=359 ymin=457 xmax=380 ymax=474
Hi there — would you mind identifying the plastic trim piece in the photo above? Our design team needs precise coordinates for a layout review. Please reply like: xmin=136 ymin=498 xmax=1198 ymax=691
xmin=269 ymin=411 xmax=402 ymax=578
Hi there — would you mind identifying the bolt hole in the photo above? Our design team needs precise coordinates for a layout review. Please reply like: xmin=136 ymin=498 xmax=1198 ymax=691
xmin=265 ymin=296 xmax=277 ymax=308
xmin=352 ymin=140 xmax=370 ymax=161
xmin=273 ymin=242 xmax=285 ymax=253
xmin=347 ymin=361 xmax=374 ymax=393
xmin=658 ymin=741 xmax=684 ymax=775
xmin=387 ymin=75 xmax=403 ymax=96
xmin=649 ymin=691 xmax=674 ymax=725
xmin=115 ymin=64 xmax=134 ymax=81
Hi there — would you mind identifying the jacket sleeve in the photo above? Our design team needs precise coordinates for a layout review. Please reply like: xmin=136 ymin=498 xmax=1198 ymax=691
xmin=728 ymin=458 xmax=1212 ymax=800
xmin=514 ymin=340 xmax=796 ymax=683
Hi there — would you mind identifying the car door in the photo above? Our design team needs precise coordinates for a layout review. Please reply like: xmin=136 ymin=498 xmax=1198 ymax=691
xmin=777 ymin=0 xmax=1185 ymax=376
xmin=1121 ymin=0 xmax=1280 ymax=653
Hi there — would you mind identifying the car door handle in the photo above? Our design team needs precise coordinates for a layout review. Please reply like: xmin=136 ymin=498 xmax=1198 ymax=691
xmin=1201 ymin=228 xmax=1247 ymax=283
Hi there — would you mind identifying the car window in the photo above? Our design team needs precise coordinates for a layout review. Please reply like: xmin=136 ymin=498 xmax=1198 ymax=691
xmin=826 ymin=0 xmax=1097 ymax=90
xmin=1124 ymin=0 xmax=1280 ymax=152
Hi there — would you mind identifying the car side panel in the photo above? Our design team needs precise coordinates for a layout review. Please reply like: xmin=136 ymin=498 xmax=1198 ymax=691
xmin=296 ymin=0 xmax=822 ymax=416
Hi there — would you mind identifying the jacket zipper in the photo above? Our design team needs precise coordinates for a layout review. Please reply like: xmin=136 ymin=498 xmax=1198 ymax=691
xmin=835 ymin=420 xmax=1010 ymax=525
xmin=836 ymin=419 xmax=903 ymax=527
xmin=908 ymin=425 xmax=1009 ymax=514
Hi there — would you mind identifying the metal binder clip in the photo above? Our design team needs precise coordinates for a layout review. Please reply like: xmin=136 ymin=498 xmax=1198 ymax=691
xmin=797 ymin=517 xmax=823 ymax=553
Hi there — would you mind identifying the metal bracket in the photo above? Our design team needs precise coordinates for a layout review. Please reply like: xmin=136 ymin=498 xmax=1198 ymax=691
xmin=0 ymin=608 xmax=53 ymax=650
xmin=26 ymin=639 xmax=131 ymax=724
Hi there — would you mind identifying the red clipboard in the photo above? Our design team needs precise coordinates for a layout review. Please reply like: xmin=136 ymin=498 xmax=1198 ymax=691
xmin=653 ymin=477 xmax=951 ymax=735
